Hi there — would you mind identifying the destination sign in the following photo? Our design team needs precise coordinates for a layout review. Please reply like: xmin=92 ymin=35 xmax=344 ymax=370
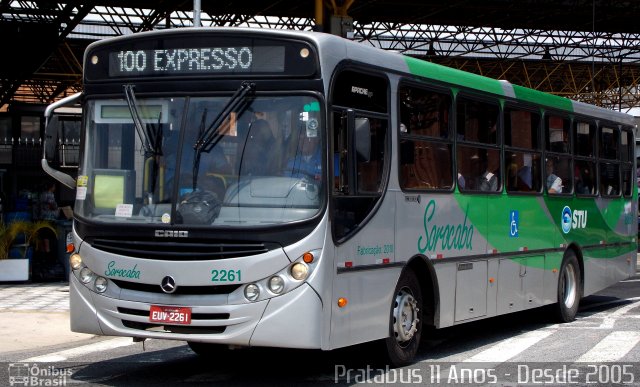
xmin=109 ymin=46 xmax=284 ymax=76
xmin=84 ymin=34 xmax=318 ymax=81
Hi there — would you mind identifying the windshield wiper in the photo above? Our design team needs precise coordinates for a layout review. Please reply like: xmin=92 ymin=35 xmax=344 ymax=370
xmin=124 ymin=84 xmax=164 ymax=202
xmin=191 ymin=81 xmax=255 ymax=190
xmin=123 ymin=84 xmax=163 ymax=157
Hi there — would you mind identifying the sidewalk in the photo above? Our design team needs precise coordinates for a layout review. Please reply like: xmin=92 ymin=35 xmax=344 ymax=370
xmin=0 ymin=283 xmax=94 ymax=353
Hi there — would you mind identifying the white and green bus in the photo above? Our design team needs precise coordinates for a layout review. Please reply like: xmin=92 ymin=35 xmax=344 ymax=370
xmin=43 ymin=27 xmax=637 ymax=366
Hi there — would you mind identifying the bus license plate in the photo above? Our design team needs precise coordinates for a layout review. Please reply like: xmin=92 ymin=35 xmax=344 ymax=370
xmin=149 ymin=305 xmax=192 ymax=325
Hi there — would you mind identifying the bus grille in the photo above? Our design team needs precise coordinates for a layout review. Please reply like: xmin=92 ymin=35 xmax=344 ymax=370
xmin=88 ymin=237 xmax=276 ymax=260
xmin=121 ymin=320 xmax=226 ymax=334
xmin=112 ymin=279 xmax=241 ymax=295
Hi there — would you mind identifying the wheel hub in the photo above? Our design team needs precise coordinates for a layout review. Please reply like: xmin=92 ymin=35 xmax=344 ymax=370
xmin=393 ymin=288 xmax=419 ymax=343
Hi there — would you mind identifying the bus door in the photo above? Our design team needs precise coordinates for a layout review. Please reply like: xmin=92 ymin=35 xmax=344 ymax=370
xmin=328 ymin=69 xmax=395 ymax=348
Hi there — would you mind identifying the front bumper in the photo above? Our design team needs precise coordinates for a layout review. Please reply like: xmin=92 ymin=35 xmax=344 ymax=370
xmin=69 ymin=272 xmax=323 ymax=348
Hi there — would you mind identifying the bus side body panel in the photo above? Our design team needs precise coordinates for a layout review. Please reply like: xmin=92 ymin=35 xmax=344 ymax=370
xmin=329 ymin=192 xmax=399 ymax=349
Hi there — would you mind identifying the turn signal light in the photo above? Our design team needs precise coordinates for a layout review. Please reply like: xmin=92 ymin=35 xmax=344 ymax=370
xmin=303 ymin=252 xmax=314 ymax=263
xmin=337 ymin=297 xmax=348 ymax=308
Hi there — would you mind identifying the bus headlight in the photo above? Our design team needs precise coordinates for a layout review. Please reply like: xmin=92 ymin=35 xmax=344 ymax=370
xmin=70 ymin=253 xmax=83 ymax=270
xmin=244 ymin=284 xmax=260 ymax=301
xmin=94 ymin=277 xmax=108 ymax=293
xmin=79 ymin=267 xmax=94 ymax=284
xmin=290 ymin=263 xmax=309 ymax=281
xmin=268 ymin=276 xmax=285 ymax=294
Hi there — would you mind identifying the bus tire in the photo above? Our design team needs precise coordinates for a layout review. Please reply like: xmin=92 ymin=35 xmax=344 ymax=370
xmin=383 ymin=269 xmax=422 ymax=366
xmin=187 ymin=341 xmax=228 ymax=357
xmin=554 ymin=251 xmax=581 ymax=322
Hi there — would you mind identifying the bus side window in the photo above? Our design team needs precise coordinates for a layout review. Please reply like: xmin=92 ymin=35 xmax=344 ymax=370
xmin=398 ymin=83 xmax=453 ymax=191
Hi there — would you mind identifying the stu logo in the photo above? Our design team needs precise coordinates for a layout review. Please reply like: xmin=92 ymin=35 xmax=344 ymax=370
xmin=561 ymin=206 xmax=587 ymax=234
xmin=418 ymin=200 xmax=474 ymax=253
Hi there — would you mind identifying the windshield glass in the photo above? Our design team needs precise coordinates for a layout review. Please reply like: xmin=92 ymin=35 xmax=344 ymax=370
xmin=76 ymin=94 xmax=324 ymax=226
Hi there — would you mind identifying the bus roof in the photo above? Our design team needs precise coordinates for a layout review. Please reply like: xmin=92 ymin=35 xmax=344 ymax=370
xmin=85 ymin=27 xmax=635 ymax=127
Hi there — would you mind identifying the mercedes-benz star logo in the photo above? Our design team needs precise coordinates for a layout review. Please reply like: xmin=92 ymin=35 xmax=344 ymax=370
xmin=160 ymin=276 xmax=177 ymax=294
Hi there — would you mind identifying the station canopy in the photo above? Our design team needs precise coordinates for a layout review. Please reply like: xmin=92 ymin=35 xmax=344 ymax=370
xmin=2 ymin=0 xmax=640 ymax=111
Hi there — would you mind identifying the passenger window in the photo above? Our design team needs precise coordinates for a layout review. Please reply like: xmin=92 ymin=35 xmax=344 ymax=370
xmin=599 ymin=127 xmax=619 ymax=160
xmin=574 ymin=159 xmax=596 ymax=195
xmin=573 ymin=120 xmax=597 ymax=196
xmin=598 ymin=126 xmax=620 ymax=197
xmin=398 ymin=84 xmax=453 ymax=190
xmin=456 ymin=98 xmax=499 ymax=145
xmin=599 ymin=162 xmax=620 ymax=196
xmin=543 ymin=113 xmax=571 ymax=195
xmin=545 ymin=115 xmax=570 ymax=153
xmin=544 ymin=155 xmax=572 ymax=194
xmin=457 ymin=145 xmax=501 ymax=192
xmin=621 ymin=129 xmax=634 ymax=197
xmin=574 ymin=121 xmax=595 ymax=157
xmin=504 ymin=107 xmax=541 ymax=193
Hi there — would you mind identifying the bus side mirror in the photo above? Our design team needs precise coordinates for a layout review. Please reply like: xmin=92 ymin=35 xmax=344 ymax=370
xmin=354 ymin=117 xmax=371 ymax=162
xmin=44 ymin=114 xmax=59 ymax=162
xmin=42 ymin=92 xmax=82 ymax=189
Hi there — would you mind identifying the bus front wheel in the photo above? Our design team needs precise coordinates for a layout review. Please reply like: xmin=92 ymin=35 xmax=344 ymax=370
xmin=554 ymin=251 xmax=581 ymax=322
xmin=383 ymin=269 xmax=423 ymax=366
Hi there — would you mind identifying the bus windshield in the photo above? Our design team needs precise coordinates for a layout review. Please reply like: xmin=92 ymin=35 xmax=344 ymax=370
xmin=76 ymin=94 xmax=324 ymax=226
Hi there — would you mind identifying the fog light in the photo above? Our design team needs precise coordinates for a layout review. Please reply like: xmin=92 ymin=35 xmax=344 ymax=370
xmin=244 ymin=284 xmax=260 ymax=301
xmin=290 ymin=263 xmax=309 ymax=281
xmin=94 ymin=277 xmax=108 ymax=293
xmin=70 ymin=253 xmax=83 ymax=270
xmin=268 ymin=276 xmax=285 ymax=294
xmin=79 ymin=267 xmax=94 ymax=284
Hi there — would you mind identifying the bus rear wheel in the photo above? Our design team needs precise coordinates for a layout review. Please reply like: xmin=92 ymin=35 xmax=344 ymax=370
xmin=383 ymin=269 xmax=422 ymax=366
xmin=554 ymin=251 xmax=581 ymax=322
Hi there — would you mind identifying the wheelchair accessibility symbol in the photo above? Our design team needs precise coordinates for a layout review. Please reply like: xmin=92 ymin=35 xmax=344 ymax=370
xmin=510 ymin=210 xmax=519 ymax=238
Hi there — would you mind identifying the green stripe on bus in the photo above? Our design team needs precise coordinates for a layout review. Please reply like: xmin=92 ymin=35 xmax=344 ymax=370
xmin=453 ymin=193 xmax=633 ymax=267
xmin=404 ymin=56 xmax=505 ymax=96
xmin=511 ymin=84 xmax=573 ymax=111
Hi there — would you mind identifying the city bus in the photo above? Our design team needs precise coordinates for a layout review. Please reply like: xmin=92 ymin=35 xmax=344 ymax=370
xmin=43 ymin=27 xmax=637 ymax=366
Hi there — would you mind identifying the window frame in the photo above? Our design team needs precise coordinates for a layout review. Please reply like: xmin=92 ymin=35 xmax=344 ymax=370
xmin=543 ymin=111 xmax=573 ymax=196
xmin=455 ymin=93 xmax=502 ymax=194
xmin=397 ymin=80 xmax=454 ymax=192
xmin=503 ymin=103 xmax=543 ymax=195
xmin=572 ymin=117 xmax=598 ymax=197
xmin=597 ymin=122 xmax=622 ymax=198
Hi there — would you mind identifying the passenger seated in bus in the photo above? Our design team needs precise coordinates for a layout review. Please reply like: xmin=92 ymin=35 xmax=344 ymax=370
xmin=517 ymin=165 xmax=533 ymax=191
xmin=457 ymin=173 xmax=465 ymax=190
xmin=475 ymin=152 xmax=498 ymax=191
xmin=283 ymin=127 xmax=321 ymax=180
xmin=575 ymin=165 xmax=593 ymax=194
xmin=240 ymin=119 xmax=276 ymax=176
xmin=546 ymin=158 xmax=562 ymax=193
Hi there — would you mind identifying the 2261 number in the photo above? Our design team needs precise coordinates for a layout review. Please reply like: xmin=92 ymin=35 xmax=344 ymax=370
xmin=211 ymin=269 xmax=242 ymax=282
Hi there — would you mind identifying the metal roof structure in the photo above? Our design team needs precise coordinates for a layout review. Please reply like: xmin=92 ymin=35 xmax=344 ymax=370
xmin=2 ymin=0 xmax=640 ymax=111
